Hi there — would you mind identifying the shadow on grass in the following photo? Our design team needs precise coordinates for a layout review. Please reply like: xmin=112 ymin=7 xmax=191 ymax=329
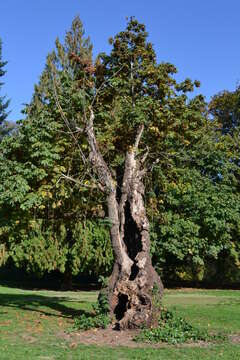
xmin=0 ymin=293 xmax=93 ymax=319
xmin=0 ymin=279 xmax=100 ymax=292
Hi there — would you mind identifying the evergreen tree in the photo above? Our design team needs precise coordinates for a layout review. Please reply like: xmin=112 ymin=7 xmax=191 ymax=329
xmin=0 ymin=38 xmax=10 ymax=138
xmin=0 ymin=18 xmax=113 ymax=284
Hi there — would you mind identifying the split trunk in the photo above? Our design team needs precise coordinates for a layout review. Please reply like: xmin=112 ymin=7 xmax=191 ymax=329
xmin=87 ymin=115 xmax=164 ymax=329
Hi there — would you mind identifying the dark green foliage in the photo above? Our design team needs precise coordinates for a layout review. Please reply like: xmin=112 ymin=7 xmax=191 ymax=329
xmin=0 ymin=18 xmax=113 ymax=277
xmin=209 ymin=86 xmax=240 ymax=135
xmin=95 ymin=291 xmax=110 ymax=314
xmin=74 ymin=293 xmax=110 ymax=330
xmin=148 ymin=110 xmax=240 ymax=283
xmin=134 ymin=307 xmax=226 ymax=344
xmin=151 ymin=165 xmax=240 ymax=282
xmin=73 ymin=312 xmax=110 ymax=330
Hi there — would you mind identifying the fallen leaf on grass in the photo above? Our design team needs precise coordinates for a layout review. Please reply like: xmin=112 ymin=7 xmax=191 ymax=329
xmin=21 ymin=334 xmax=37 ymax=344
xmin=34 ymin=326 xmax=43 ymax=333
xmin=0 ymin=320 xmax=12 ymax=326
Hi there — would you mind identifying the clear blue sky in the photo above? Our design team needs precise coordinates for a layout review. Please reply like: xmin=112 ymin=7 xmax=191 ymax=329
xmin=1 ymin=0 xmax=239 ymax=121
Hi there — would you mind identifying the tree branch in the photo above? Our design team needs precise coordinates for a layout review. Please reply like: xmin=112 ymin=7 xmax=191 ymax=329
xmin=134 ymin=124 xmax=144 ymax=151
xmin=51 ymin=74 xmax=88 ymax=166
xmin=86 ymin=107 xmax=116 ymax=193
xmin=140 ymin=146 xmax=149 ymax=164
xmin=58 ymin=173 xmax=105 ymax=192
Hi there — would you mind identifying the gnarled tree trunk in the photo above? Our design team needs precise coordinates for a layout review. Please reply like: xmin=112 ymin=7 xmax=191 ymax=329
xmin=107 ymin=149 xmax=163 ymax=329
xmin=86 ymin=112 xmax=164 ymax=329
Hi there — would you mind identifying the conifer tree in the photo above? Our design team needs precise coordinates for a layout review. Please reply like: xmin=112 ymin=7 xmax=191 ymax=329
xmin=0 ymin=38 xmax=10 ymax=138
xmin=0 ymin=19 xmax=113 ymax=284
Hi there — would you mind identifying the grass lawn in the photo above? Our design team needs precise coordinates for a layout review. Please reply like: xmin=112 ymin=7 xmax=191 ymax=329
xmin=0 ymin=282 xmax=239 ymax=359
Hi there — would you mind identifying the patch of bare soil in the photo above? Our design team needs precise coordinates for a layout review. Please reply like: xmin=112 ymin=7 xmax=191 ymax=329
xmin=229 ymin=334 xmax=240 ymax=344
xmin=21 ymin=334 xmax=37 ymax=343
xmin=59 ymin=327 xmax=211 ymax=349
xmin=61 ymin=327 xmax=146 ymax=348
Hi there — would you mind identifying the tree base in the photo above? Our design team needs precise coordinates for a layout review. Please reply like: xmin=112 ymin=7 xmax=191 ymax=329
xmin=106 ymin=261 xmax=163 ymax=329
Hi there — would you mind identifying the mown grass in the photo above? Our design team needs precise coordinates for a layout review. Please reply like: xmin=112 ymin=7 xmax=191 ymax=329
xmin=0 ymin=282 xmax=239 ymax=359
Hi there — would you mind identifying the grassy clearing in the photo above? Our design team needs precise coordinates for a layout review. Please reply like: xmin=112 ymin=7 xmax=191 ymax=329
xmin=0 ymin=283 xmax=239 ymax=359
xmin=163 ymin=289 xmax=240 ymax=334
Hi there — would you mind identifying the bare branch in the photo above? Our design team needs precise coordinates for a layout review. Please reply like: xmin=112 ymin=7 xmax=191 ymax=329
xmin=50 ymin=75 xmax=106 ymax=189
xmin=75 ymin=126 xmax=84 ymax=133
xmin=51 ymin=75 xmax=88 ymax=166
xmin=134 ymin=124 xmax=144 ymax=151
xmin=148 ymin=158 xmax=160 ymax=171
xmin=140 ymin=146 xmax=149 ymax=164
xmin=86 ymin=107 xmax=116 ymax=193
xmin=89 ymin=107 xmax=94 ymax=127
xmin=58 ymin=173 xmax=105 ymax=192
xmin=58 ymin=173 xmax=86 ymax=186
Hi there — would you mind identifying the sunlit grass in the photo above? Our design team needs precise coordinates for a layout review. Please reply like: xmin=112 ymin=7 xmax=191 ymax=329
xmin=0 ymin=283 xmax=239 ymax=359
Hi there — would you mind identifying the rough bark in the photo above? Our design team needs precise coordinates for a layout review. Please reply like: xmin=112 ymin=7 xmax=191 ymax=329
xmin=86 ymin=111 xmax=164 ymax=329
xmin=107 ymin=148 xmax=164 ymax=329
